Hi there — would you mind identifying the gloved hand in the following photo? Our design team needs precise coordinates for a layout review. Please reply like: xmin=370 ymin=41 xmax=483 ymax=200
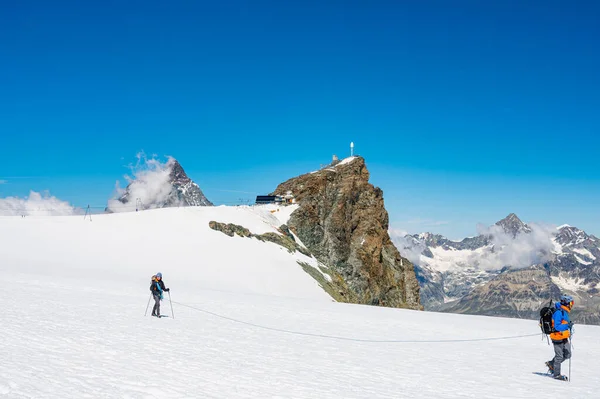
xmin=568 ymin=321 xmax=574 ymax=329
xmin=165 ymin=288 xmax=170 ymax=292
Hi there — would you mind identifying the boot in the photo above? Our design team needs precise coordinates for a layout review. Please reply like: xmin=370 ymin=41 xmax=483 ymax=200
xmin=545 ymin=361 xmax=554 ymax=372
xmin=553 ymin=375 xmax=568 ymax=381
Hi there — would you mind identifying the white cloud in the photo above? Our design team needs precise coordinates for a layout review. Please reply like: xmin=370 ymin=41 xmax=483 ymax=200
xmin=389 ymin=221 xmax=557 ymax=271
xmin=389 ymin=228 xmax=424 ymax=265
xmin=0 ymin=191 xmax=80 ymax=216
xmin=106 ymin=152 xmax=179 ymax=212
xmin=473 ymin=223 xmax=555 ymax=270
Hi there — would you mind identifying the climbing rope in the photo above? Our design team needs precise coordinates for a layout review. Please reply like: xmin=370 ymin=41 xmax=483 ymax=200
xmin=170 ymin=300 xmax=540 ymax=344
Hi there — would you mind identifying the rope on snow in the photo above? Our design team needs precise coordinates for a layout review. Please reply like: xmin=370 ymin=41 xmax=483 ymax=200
xmin=170 ymin=300 xmax=540 ymax=344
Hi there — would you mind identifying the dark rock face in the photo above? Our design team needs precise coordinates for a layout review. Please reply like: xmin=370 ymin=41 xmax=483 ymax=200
xmin=413 ymin=265 xmax=445 ymax=309
xmin=208 ymin=221 xmax=251 ymax=237
xmin=440 ymin=266 xmax=561 ymax=319
xmin=118 ymin=159 xmax=212 ymax=209
xmin=272 ymin=157 xmax=421 ymax=309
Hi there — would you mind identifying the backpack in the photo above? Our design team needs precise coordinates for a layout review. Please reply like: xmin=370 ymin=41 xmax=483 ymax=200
xmin=539 ymin=300 xmax=556 ymax=334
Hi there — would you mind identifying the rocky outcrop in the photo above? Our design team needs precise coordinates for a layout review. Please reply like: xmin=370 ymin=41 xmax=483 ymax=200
xmin=208 ymin=221 xmax=310 ymax=256
xmin=208 ymin=221 xmax=252 ymax=237
xmin=272 ymin=157 xmax=421 ymax=309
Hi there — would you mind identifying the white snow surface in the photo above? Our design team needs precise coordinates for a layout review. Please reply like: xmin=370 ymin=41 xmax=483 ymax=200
xmin=335 ymin=156 xmax=358 ymax=166
xmin=572 ymin=247 xmax=596 ymax=260
xmin=422 ymin=246 xmax=488 ymax=272
xmin=2 ymin=208 xmax=600 ymax=398
xmin=0 ymin=205 xmax=329 ymax=301
xmin=574 ymin=255 xmax=593 ymax=265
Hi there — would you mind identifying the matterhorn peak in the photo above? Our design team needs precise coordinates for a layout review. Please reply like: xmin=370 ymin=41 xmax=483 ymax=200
xmin=108 ymin=157 xmax=212 ymax=212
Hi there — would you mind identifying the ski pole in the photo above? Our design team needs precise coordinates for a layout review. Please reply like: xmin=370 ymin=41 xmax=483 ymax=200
xmin=168 ymin=291 xmax=175 ymax=319
xmin=144 ymin=292 xmax=152 ymax=316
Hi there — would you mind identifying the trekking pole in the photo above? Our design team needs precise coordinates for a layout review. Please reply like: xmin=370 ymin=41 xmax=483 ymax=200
xmin=144 ymin=293 xmax=152 ymax=316
xmin=569 ymin=333 xmax=573 ymax=382
xmin=168 ymin=291 xmax=175 ymax=319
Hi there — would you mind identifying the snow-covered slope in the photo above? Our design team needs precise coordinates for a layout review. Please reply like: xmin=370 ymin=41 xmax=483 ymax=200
xmin=2 ymin=208 xmax=600 ymax=398
xmin=0 ymin=205 xmax=330 ymax=301
xmin=3 ymin=266 xmax=600 ymax=398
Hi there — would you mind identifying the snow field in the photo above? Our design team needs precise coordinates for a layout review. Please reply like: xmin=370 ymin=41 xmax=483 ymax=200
xmin=0 ymin=206 xmax=330 ymax=301
xmin=3 ymin=270 xmax=600 ymax=398
xmin=2 ymin=207 xmax=600 ymax=398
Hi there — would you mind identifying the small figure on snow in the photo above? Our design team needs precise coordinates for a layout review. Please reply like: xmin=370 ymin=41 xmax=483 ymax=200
xmin=545 ymin=294 xmax=574 ymax=381
xmin=150 ymin=272 xmax=170 ymax=317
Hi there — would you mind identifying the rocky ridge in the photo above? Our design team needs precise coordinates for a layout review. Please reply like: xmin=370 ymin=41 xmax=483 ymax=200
xmin=272 ymin=157 xmax=421 ymax=309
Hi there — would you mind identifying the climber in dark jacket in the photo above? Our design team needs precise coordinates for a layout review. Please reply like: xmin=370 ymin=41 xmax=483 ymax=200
xmin=150 ymin=272 xmax=170 ymax=317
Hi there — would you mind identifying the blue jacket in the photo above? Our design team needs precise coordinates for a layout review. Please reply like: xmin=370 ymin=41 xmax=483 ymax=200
xmin=150 ymin=278 xmax=168 ymax=297
xmin=550 ymin=302 xmax=571 ymax=341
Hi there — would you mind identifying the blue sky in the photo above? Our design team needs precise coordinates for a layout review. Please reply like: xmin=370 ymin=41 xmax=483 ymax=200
xmin=1 ymin=1 xmax=599 ymax=238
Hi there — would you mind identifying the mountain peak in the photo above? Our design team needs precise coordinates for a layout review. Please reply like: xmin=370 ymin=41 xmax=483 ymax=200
xmin=495 ymin=213 xmax=531 ymax=237
xmin=167 ymin=158 xmax=186 ymax=179
xmin=555 ymin=224 xmax=597 ymax=247
xmin=272 ymin=155 xmax=421 ymax=309
xmin=114 ymin=158 xmax=213 ymax=210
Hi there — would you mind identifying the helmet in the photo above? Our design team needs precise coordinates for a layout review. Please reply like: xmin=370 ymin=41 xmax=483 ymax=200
xmin=560 ymin=294 xmax=574 ymax=307
xmin=156 ymin=272 xmax=162 ymax=278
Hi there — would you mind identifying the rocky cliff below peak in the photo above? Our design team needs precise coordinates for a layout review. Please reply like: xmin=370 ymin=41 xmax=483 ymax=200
xmin=272 ymin=156 xmax=421 ymax=309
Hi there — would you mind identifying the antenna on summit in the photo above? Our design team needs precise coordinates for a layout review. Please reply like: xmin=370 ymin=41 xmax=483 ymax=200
xmin=350 ymin=142 xmax=354 ymax=157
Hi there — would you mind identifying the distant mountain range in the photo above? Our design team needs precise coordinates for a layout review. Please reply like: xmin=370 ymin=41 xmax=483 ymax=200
xmin=394 ymin=214 xmax=600 ymax=325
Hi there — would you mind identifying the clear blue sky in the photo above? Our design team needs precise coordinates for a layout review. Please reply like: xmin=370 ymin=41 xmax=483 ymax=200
xmin=1 ymin=1 xmax=598 ymax=238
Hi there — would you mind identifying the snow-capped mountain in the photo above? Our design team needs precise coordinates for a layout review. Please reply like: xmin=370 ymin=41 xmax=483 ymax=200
xmin=395 ymin=214 xmax=600 ymax=324
xmin=549 ymin=225 xmax=600 ymax=297
xmin=116 ymin=158 xmax=213 ymax=209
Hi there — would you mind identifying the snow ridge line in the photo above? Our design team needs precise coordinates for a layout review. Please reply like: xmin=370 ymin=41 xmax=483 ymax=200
xmin=170 ymin=301 xmax=540 ymax=343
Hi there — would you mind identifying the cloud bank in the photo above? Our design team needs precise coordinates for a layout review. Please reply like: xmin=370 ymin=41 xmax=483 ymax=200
xmin=0 ymin=191 xmax=80 ymax=216
xmin=390 ymin=222 xmax=557 ymax=271
xmin=106 ymin=153 xmax=178 ymax=212
xmin=388 ymin=228 xmax=424 ymax=265
xmin=473 ymin=223 xmax=556 ymax=270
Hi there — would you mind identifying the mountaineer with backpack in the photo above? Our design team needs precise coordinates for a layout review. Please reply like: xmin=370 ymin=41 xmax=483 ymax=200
xmin=150 ymin=272 xmax=170 ymax=317
xmin=541 ymin=294 xmax=574 ymax=381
